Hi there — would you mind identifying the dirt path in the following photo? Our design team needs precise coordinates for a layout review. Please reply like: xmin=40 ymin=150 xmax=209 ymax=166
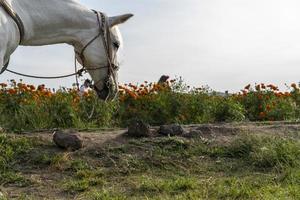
xmin=20 ymin=121 xmax=300 ymax=148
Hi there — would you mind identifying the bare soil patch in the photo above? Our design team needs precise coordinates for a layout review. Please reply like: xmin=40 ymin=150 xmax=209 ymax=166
xmin=16 ymin=121 xmax=300 ymax=148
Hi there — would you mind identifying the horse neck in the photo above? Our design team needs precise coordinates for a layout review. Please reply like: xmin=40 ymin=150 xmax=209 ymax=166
xmin=12 ymin=0 xmax=98 ymax=49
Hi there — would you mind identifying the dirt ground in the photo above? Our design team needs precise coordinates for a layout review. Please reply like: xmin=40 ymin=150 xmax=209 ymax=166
xmin=20 ymin=121 xmax=300 ymax=147
xmin=1 ymin=121 xmax=300 ymax=199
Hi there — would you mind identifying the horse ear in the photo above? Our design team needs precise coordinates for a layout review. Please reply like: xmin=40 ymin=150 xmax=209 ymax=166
xmin=109 ymin=14 xmax=133 ymax=27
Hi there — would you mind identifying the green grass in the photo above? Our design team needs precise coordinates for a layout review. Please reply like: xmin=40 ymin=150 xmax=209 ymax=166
xmin=0 ymin=132 xmax=299 ymax=199
xmin=0 ymin=134 xmax=33 ymax=187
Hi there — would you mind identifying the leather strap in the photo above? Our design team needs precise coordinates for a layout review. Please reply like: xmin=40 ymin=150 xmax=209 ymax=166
xmin=0 ymin=0 xmax=25 ymax=43
xmin=0 ymin=58 xmax=9 ymax=74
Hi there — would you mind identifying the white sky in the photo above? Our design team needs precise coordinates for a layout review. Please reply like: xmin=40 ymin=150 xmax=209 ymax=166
xmin=1 ymin=0 xmax=300 ymax=92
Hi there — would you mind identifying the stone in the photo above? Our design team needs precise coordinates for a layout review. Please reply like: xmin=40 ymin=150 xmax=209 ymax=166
xmin=53 ymin=130 xmax=83 ymax=151
xmin=158 ymin=124 xmax=185 ymax=136
xmin=127 ymin=119 xmax=151 ymax=137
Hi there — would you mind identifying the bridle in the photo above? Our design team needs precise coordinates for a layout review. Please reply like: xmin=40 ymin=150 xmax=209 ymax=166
xmin=0 ymin=1 xmax=118 ymax=100
xmin=74 ymin=10 xmax=119 ymax=100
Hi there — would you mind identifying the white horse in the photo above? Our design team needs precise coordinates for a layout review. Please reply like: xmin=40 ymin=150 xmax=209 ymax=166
xmin=0 ymin=0 xmax=133 ymax=100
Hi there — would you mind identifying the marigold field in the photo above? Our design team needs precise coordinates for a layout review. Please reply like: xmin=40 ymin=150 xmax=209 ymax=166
xmin=1 ymin=78 xmax=300 ymax=131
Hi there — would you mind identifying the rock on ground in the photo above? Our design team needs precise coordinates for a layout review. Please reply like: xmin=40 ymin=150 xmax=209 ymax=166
xmin=127 ymin=119 xmax=151 ymax=137
xmin=158 ymin=124 xmax=185 ymax=136
xmin=53 ymin=130 xmax=83 ymax=151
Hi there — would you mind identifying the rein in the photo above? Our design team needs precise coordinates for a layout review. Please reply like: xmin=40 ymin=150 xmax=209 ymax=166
xmin=5 ymin=68 xmax=85 ymax=79
xmin=0 ymin=2 xmax=118 ymax=99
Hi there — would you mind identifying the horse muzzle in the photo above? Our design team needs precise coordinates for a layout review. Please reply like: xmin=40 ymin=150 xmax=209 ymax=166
xmin=94 ymin=79 xmax=118 ymax=101
xmin=95 ymin=84 xmax=110 ymax=100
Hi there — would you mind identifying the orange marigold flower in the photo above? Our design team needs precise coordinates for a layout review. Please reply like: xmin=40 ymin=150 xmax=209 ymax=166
xmin=0 ymin=83 xmax=7 ymax=88
xmin=143 ymin=87 xmax=149 ymax=93
xmin=44 ymin=91 xmax=52 ymax=97
xmin=130 ymin=85 xmax=137 ymax=90
xmin=273 ymin=85 xmax=279 ymax=91
xmin=37 ymin=84 xmax=45 ymax=91
xmin=83 ymin=91 xmax=90 ymax=97
xmin=275 ymin=92 xmax=283 ymax=97
xmin=284 ymin=92 xmax=291 ymax=97
xmin=8 ymin=89 xmax=17 ymax=95
xmin=267 ymin=84 xmax=278 ymax=91
xmin=128 ymin=91 xmax=137 ymax=99
xmin=139 ymin=91 xmax=146 ymax=96
xmin=28 ymin=85 xmax=36 ymax=90
xmin=259 ymin=112 xmax=266 ymax=118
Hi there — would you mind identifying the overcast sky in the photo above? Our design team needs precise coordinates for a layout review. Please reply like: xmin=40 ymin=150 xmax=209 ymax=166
xmin=1 ymin=0 xmax=300 ymax=92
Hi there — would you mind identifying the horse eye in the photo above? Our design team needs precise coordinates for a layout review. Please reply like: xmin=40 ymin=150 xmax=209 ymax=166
xmin=113 ymin=41 xmax=120 ymax=49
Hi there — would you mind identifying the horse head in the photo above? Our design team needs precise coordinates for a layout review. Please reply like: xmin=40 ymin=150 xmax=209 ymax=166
xmin=75 ymin=12 xmax=133 ymax=101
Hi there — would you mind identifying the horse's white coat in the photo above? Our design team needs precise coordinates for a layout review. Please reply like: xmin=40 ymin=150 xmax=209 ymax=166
xmin=0 ymin=0 xmax=132 ymax=98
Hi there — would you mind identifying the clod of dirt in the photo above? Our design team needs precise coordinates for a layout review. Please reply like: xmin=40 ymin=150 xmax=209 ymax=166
xmin=53 ymin=130 xmax=83 ymax=151
xmin=158 ymin=124 xmax=185 ymax=136
xmin=127 ymin=119 xmax=151 ymax=137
